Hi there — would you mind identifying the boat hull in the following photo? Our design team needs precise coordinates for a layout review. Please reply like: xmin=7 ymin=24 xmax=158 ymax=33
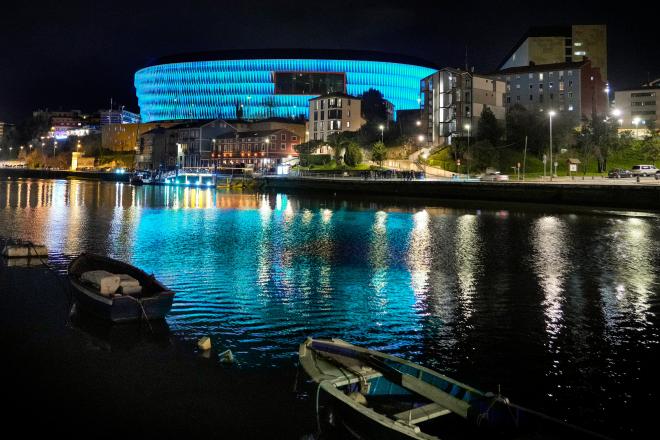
xmin=68 ymin=253 xmax=175 ymax=323
xmin=71 ymin=281 xmax=174 ymax=323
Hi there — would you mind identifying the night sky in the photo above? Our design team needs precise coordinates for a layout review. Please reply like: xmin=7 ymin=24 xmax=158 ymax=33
xmin=1 ymin=0 xmax=657 ymax=123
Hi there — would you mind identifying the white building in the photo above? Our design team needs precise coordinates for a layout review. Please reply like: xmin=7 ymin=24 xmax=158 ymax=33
xmin=614 ymin=79 xmax=659 ymax=136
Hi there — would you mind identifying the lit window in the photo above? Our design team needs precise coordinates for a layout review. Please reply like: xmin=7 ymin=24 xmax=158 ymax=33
xmin=574 ymin=42 xmax=583 ymax=47
xmin=574 ymin=51 xmax=586 ymax=56
xmin=568 ymin=105 xmax=574 ymax=111
xmin=539 ymin=73 xmax=544 ymax=81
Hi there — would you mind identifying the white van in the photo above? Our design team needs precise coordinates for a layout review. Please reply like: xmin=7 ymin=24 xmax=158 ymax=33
xmin=631 ymin=165 xmax=658 ymax=177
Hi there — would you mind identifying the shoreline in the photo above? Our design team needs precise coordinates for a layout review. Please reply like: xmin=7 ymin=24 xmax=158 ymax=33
xmin=256 ymin=175 xmax=660 ymax=211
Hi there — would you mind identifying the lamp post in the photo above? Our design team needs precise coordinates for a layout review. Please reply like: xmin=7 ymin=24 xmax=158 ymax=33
xmin=265 ymin=138 xmax=270 ymax=173
xmin=53 ymin=140 xmax=58 ymax=157
xmin=464 ymin=123 xmax=471 ymax=177
xmin=379 ymin=124 xmax=384 ymax=143
xmin=633 ymin=117 xmax=641 ymax=138
xmin=548 ymin=111 xmax=556 ymax=181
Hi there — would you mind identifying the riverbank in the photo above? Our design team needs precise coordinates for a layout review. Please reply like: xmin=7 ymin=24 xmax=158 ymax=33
xmin=0 ymin=167 xmax=130 ymax=182
xmin=256 ymin=175 xmax=660 ymax=211
xmin=0 ymin=263 xmax=315 ymax=437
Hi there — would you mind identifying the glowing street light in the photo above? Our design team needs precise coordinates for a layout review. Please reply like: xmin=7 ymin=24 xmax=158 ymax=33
xmin=611 ymin=108 xmax=622 ymax=118
xmin=378 ymin=124 xmax=384 ymax=142
xmin=464 ymin=123 xmax=471 ymax=176
xmin=548 ymin=111 xmax=556 ymax=180
xmin=632 ymin=117 xmax=641 ymax=138
xmin=417 ymin=135 xmax=425 ymax=143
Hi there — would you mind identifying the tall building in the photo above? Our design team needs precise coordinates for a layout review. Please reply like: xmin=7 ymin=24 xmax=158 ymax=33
xmin=307 ymin=93 xmax=366 ymax=142
xmin=492 ymin=59 xmax=608 ymax=122
xmin=421 ymin=68 xmax=506 ymax=145
xmin=614 ymin=79 xmax=659 ymax=135
xmin=499 ymin=25 xmax=607 ymax=81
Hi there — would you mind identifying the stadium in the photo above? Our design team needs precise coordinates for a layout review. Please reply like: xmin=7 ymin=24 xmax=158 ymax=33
xmin=134 ymin=49 xmax=438 ymax=122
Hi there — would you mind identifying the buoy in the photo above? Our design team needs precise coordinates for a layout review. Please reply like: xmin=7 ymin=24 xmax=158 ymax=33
xmin=219 ymin=349 xmax=234 ymax=364
xmin=197 ymin=336 xmax=212 ymax=351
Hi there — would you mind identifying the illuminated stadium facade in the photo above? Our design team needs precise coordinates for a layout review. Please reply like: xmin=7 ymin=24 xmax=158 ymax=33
xmin=134 ymin=49 xmax=438 ymax=122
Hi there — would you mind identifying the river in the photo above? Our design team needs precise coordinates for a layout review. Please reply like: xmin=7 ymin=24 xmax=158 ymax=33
xmin=0 ymin=178 xmax=657 ymax=437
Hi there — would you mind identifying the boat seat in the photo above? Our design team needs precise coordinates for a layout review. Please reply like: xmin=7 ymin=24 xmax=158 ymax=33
xmin=393 ymin=402 xmax=451 ymax=425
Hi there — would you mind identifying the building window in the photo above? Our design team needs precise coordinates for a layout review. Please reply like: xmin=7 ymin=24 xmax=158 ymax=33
xmin=314 ymin=111 xmax=318 ymax=121
xmin=281 ymin=134 xmax=286 ymax=140
xmin=346 ymin=121 xmax=350 ymax=128
xmin=516 ymin=84 xmax=521 ymax=89
xmin=529 ymin=95 xmax=533 ymax=101
xmin=281 ymin=143 xmax=286 ymax=150
xmin=539 ymin=73 xmax=544 ymax=81
xmin=528 ymin=73 xmax=533 ymax=79
xmin=568 ymin=105 xmax=574 ymax=111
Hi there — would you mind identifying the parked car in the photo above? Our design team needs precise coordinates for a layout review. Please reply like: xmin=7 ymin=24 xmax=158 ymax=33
xmin=631 ymin=164 xmax=658 ymax=177
xmin=480 ymin=171 xmax=509 ymax=181
xmin=655 ymin=171 xmax=660 ymax=180
xmin=608 ymin=168 xmax=633 ymax=178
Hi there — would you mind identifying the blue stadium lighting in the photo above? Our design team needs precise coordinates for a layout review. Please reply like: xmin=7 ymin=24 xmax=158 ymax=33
xmin=134 ymin=57 xmax=437 ymax=122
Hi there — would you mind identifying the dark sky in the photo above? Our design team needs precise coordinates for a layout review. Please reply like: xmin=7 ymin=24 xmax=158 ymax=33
xmin=1 ymin=0 xmax=657 ymax=123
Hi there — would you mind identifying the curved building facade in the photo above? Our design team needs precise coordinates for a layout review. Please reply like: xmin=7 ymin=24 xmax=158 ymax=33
xmin=134 ymin=49 xmax=437 ymax=122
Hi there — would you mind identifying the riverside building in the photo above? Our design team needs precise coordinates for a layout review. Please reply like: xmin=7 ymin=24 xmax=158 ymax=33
xmin=420 ymin=68 xmax=506 ymax=145
xmin=492 ymin=59 xmax=607 ymax=123
xmin=307 ymin=93 xmax=366 ymax=142
xmin=614 ymin=79 xmax=659 ymax=136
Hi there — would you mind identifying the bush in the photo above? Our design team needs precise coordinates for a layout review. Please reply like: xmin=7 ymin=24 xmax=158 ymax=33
xmin=307 ymin=154 xmax=331 ymax=166
xmin=344 ymin=143 xmax=363 ymax=167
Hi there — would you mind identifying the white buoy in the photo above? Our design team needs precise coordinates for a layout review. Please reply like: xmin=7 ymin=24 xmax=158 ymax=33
xmin=219 ymin=349 xmax=234 ymax=364
xmin=197 ymin=336 xmax=212 ymax=351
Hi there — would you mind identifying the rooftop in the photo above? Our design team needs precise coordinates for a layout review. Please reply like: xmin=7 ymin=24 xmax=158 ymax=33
xmin=145 ymin=48 xmax=439 ymax=70
xmin=494 ymin=60 xmax=591 ymax=76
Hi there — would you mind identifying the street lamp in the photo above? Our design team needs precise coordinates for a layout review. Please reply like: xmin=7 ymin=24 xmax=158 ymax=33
xmin=548 ymin=111 xmax=556 ymax=181
xmin=418 ymin=135 xmax=425 ymax=143
xmin=378 ymin=124 xmax=384 ymax=142
xmin=464 ymin=124 xmax=471 ymax=176
xmin=632 ymin=117 xmax=641 ymax=138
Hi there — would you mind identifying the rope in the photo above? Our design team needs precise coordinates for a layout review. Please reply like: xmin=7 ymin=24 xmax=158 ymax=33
xmin=125 ymin=294 xmax=154 ymax=333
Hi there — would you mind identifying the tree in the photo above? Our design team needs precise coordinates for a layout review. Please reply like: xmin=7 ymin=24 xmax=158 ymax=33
xmin=476 ymin=107 xmax=503 ymax=145
xmin=360 ymin=88 xmax=388 ymax=124
xmin=343 ymin=142 xmax=363 ymax=167
xmin=327 ymin=132 xmax=352 ymax=164
xmin=371 ymin=141 xmax=387 ymax=165
xmin=641 ymin=132 xmax=660 ymax=165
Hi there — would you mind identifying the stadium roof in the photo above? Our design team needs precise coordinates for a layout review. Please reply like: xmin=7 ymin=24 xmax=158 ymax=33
xmin=145 ymin=49 xmax=439 ymax=70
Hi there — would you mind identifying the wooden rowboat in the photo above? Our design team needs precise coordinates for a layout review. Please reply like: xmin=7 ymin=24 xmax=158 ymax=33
xmin=68 ymin=253 xmax=175 ymax=323
xmin=299 ymin=338 xmax=609 ymax=440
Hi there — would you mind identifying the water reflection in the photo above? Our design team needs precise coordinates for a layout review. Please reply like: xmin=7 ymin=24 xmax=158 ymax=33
xmin=531 ymin=216 xmax=569 ymax=341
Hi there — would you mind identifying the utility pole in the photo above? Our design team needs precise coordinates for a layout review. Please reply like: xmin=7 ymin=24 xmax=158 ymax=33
xmin=522 ymin=136 xmax=527 ymax=181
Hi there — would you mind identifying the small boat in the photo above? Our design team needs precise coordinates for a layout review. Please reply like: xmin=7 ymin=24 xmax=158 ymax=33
xmin=299 ymin=338 xmax=608 ymax=440
xmin=68 ymin=253 xmax=175 ymax=323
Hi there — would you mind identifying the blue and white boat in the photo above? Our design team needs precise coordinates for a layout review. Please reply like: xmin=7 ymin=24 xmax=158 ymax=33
xmin=299 ymin=338 xmax=608 ymax=440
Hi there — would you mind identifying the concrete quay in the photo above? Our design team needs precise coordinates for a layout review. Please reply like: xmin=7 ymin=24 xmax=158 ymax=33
xmin=256 ymin=175 xmax=660 ymax=211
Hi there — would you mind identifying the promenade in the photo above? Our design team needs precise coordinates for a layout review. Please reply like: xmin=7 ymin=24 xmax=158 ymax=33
xmin=256 ymin=174 xmax=660 ymax=211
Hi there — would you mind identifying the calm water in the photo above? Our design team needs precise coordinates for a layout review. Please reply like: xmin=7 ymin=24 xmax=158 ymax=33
xmin=1 ymin=179 xmax=658 ymax=436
